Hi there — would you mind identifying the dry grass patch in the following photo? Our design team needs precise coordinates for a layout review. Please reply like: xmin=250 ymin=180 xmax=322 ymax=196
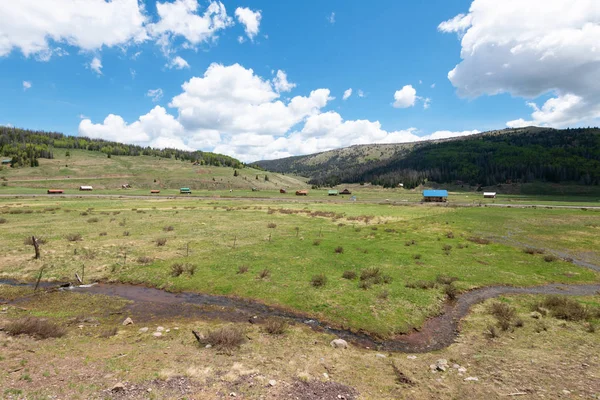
xmin=65 ymin=233 xmax=82 ymax=242
xmin=155 ymin=237 xmax=167 ymax=246
xmin=263 ymin=318 xmax=287 ymax=335
xmin=5 ymin=317 xmax=66 ymax=339
xmin=205 ymin=325 xmax=246 ymax=350
xmin=310 ymin=274 xmax=328 ymax=288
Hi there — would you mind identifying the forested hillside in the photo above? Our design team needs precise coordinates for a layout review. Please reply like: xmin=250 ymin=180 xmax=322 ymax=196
xmin=257 ymin=127 xmax=600 ymax=188
xmin=0 ymin=127 xmax=243 ymax=169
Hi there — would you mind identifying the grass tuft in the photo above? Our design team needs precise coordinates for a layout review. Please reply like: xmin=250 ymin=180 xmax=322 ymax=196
xmin=257 ymin=268 xmax=271 ymax=279
xmin=5 ymin=317 xmax=66 ymax=339
xmin=342 ymin=270 xmax=357 ymax=280
xmin=263 ymin=318 xmax=287 ymax=335
xmin=310 ymin=274 xmax=328 ymax=288
xmin=334 ymin=246 xmax=344 ymax=254
xmin=66 ymin=233 xmax=82 ymax=242
xmin=155 ymin=237 xmax=167 ymax=246
xmin=205 ymin=326 xmax=246 ymax=350
xmin=467 ymin=236 xmax=490 ymax=245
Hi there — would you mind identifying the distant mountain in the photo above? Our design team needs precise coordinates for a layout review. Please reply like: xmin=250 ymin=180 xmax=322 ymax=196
xmin=254 ymin=127 xmax=600 ymax=188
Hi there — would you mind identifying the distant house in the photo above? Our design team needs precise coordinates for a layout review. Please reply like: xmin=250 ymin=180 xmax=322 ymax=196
xmin=150 ymin=190 xmax=160 ymax=194
xmin=1 ymin=159 xmax=11 ymax=165
xmin=483 ymin=192 xmax=497 ymax=199
xmin=47 ymin=189 xmax=64 ymax=194
xmin=279 ymin=188 xmax=287 ymax=194
xmin=340 ymin=188 xmax=352 ymax=195
xmin=79 ymin=186 xmax=93 ymax=191
xmin=180 ymin=187 xmax=192 ymax=194
xmin=423 ymin=190 xmax=448 ymax=202
xmin=296 ymin=190 xmax=308 ymax=196
xmin=328 ymin=190 xmax=339 ymax=196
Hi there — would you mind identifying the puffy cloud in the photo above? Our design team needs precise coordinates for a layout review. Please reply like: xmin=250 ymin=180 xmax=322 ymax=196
xmin=22 ymin=81 xmax=32 ymax=91
xmin=393 ymin=85 xmax=417 ymax=108
xmin=342 ymin=88 xmax=352 ymax=100
xmin=167 ymin=56 xmax=190 ymax=69
xmin=439 ymin=0 xmax=600 ymax=127
xmin=89 ymin=57 xmax=102 ymax=75
xmin=0 ymin=0 xmax=148 ymax=58
xmin=235 ymin=7 xmax=261 ymax=40
xmin=423 ymin=98 xmax=431 ymax=110
xmin=146 ymin=88 xmax=164 ymax=102
xmin=272 ymin=70 xmax=296 ymax=93
xmin=328 ymin=12 xmax=336 ymax=24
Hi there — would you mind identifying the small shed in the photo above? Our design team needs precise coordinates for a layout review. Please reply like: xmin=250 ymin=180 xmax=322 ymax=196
xmin=423 ymin=190 xmax=448 ymax=202
xmin=47 ymin=189 xmax=64 ymax=194
xmin=279 ymin=188 xmax=287 ymax=194
xmin=79 ymin=186 xmax=93 ymax=191
xmin=180 ymin=187 xmax=192 ymax=194
xmin=150 ymin=190 xmax=160 ymax=194
xmin=296 ymin=190 xmax=308 ymax=196
xmin=1 ymin=159 xmax=11 ymax=165
xmin=340 ymin=188 xmax=352 ymax=195
xmin=483 ymin=192 xmax=497 ymax=199
xmin=328 ymin=190 xmax=339 ymax=196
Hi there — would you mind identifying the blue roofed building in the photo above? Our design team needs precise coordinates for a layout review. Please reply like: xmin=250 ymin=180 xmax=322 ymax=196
xmin=422 ymin=190 xmax=448 ymax=202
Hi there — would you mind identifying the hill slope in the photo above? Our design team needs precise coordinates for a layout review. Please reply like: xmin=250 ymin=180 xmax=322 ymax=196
xmin=255 ymin=127 xmax=600 ymax=188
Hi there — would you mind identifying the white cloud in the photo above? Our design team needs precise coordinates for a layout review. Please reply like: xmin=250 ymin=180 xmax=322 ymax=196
xmin=393 ymin=85 xmax=417 ymax=108
xmin=423 ymin=98 xmax=431 ymax=110
xmin=146 ymin=88 xmax=164 ymax=102
xmin=89 ymin=57 xmax=102 ymax=75
xmin=130 ymin=68 xmax=136 ymax=79
xmin=0 ymin=0 xmax=148 ymax=59
xmin=439 ymin=0 xmax=600 ymax=127
xmin=342 ymin=88 xmax=352 ymax=100
xmin=78 ymin=114 xmax=88 ymax=119
xmin=430 ymin=83 xmax=436 ymax=89
xmin=357 ymin=89 xmax=365 ymax=98
xmin=235 ymin=7 xmax=261 ymax=40
xmin=237 ymin=36 xmax=245 ymax=44
xmin=328 ymin=12 xmax=336 ymax=24
xmin=167 ymin=56 xmax=190 ymax=69
xmin=22 ymin=81 xmax=32 ymax=91
xmin=272 ymin=70 xmax=296 ymax=93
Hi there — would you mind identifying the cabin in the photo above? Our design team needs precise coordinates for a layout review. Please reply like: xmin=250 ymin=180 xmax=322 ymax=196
xmin=79 ymin=186 xmax=93 ymax=191
xmin=47 ymin=189 xmax=64 ymax=194
xmin=328 ymin=190 xmax=339 ymax=196
xmin=1 ymin=159 xmax=11 ymax=165
xmin=150 ymin=190 xmax=160 ymax=194
xmin=483 ymin=192 xmax=497 ymax=199
xmin=279 ymin=188 xmax=287 ymax=194
xmin=423 ymin=190 xmax=448 ymax=202
xmin=180 ymin=187 xmax=192 ymax=194
xmin=296 ymin=190 xmax=308 ymax=196
xmin=340 ymin=188 xmax=352 ymax=195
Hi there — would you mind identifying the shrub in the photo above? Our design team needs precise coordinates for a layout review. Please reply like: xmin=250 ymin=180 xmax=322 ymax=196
xmin=163 ymin=226 xmax=174 ymax=232
xmin=123 ymin=231 xmax=130 ymax=237
xmin=334 ymin=246 xmax=344 ymax=254
xmin=263 ymin=319 xmax=287 ymax=335
xmin=489 ymin=302 xmax=516 ymax=322
xmin=137 ymin=256 xmax=152 ymax=264
xmin=485 ymin=325 xmax=499 ymax=338
xmin=87 ymin=217 xmax=99 ymax=223
xmin=186 ymin=264 xmax=197 ymax=276
xmin=99 ymin=327 xmax=118 ymax=338
xmin=540 ymin=296 xmax=589 ymax=321
xmin=443 ymin=283 xmax=458 ymax=300
xmin=99 ymin=232 xmax=107 ymax=236
xmin=0 ymin=218 xmax=7 ymax=224
xmin=342 ymin=270 xmax=357 ymax=280
xmin=377 ymin=290 xmax=389 ymax=300
xmin=524 ymin=248 xmax=544 ymax=255
xmin=436 ymin=275 xmax=458 ymax=285
xmin=155 ymin=237 xmax=167 ymax=246
xmin=171 ymin=263 xmax=185 ymax=277
xmin=534 ymin=321 xmax=548 ymax=333
xmin=5 ymin=317 xmax=66 ymax=339
xmin=237 ymin=265 xmax=249 ymax=274
xmin=258 ymin=268 xmax=271 ymax=279
xmin=446 ymin=231 xmax=454 ymax=239
xmin=358 ymin=280 xmax=372 ymax=290
xmin=406 ymin=280 xmax=435 ymax=290
xmin=543 ymin=255 xmax=557 ymax=262
xmin=360 ymin=267 xmax=381 ymax=281
xmin=205 ymin=326 xmax=246 ymax=350
xmin=413 ymin=254 xmax=422 ymax=260
xmin=267 ymin=223 xmax=277 ymax=229
xmin=514 ymin=318 xmax=524 ymax=328
xmin=311 ymin=274 xmax=328 ymax=288
xmin=313 ymin=239 xmax=321 ymax=246
xmin=23 ymin=236 xmax=47 ymax=246
xmin=457 ymin=243 xmax=465 ymax=249
xmin=66 ymin=233 xmax=82 ymax=242
xmin=467 ymin=236 xmax=490 ymax=245
xmin=382 ymin=274 xmax=393 ymax=284
xmin=442 ymin=244 xmax=452 ymax=252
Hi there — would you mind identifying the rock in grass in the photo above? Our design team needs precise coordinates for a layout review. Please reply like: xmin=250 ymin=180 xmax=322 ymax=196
xmin=330 ymin=339 xmax=348 ymax=349
xmin=122 ymin=317 xmax=133 ymax=326
xmin=530 ymin=311 xmax=542 ymax=319
xmin=153 ymin=332 xmax=162 ymax=338
xmin=111 ymin=383 xmax=125 ymax=392
xmin=464 ymin=377 xmax=479 ymax=382
xmin=139 ymin=327 xmax=148 ymax=333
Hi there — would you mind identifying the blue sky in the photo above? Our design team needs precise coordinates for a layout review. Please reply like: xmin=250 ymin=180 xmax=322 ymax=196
xmin=0 ymin=0 xmax=598 ymax=161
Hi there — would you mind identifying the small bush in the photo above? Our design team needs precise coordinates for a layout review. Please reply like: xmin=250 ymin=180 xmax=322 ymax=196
xmin=137 ymin=256 xmax=152 ymax=264
xmin=313 ymin=239 xmax=321 ymax=246
xmin=524 ymin=248 xmax=545 ymax=255
xmin=543 ymin=255 xmax=557 ymax=262
xmin=311 ymin=274 xmax=328 ymax=288
xmin=413 ymin=254 xmax=422 ymax=260
xmin=358 ymin=280 xmax=372 ymax=290
xmin=99 ymin=327 xmax=118 ymax=338
xmin=258 ymin=268 xmax=271 ymax=279
xmin=5 ymin=317 xmax=66 ymax=339
xmin=442 ymin=244 xmax=452 ymax=252
xmin=66 ymin=233 xmax=82 ymax=242
xmin=436 ymin=275 xmax=458 ymax=285
xmin=467 ymin=236 xmax=490 ymax=245
xmin=267 ymin=223 xmax=277 ymax=229
xmin=0 ymin=218 xmax=7 ymax=224
xmin=205 ymin=326 xmax=246 ymax=350
xmin=342 ymin=270 xmax=357 ymax=280
xmin=360 ymin=267 xmax=381 ymax=281
xmin=87 ymin=217 xmax=99 ymax=223
xmin=382 ymin=274 xmax=393 ymax=284
xmin=489 ymin=302 xmax=516 ymax=322
xmin=99 ymin=232 xmax=107 ymax=236
xmin=514 ymin=318 xmax=524 ymax=328
xmin=457 ymin=243 xmax=465 ymax=249
xmin=534 ymin=321 xmax=548 ymax=333
xmin=263 ymin=318 xmax=287 ymax=335
xmin=80 ymin=212 xmax=89 ymax=216
xmin=171 ymin=263 xmax=185 ymax=277
xmin=406 ymin=280 xmax=435 ymax=290
xmin=23 ymin=236 xmax=47 ymax=246
xmin=186 ymin=264 xmax=197 ymax=276
xmin=485 ymin=325 xmax=499 ymax=338
xmin=163 ymin=225 xmax=174 ymax=232
xmin=443 ymin=283 xmax=458 ymax=300
xmin=540 ymin=296 xmax=589 ymax=321
xmin=155 ymin=237 xmax=167 ymax=246
xmin=334 ymin=246 xmax=344 ymax=254
xmin=446 ymin=231 xmax=454 ymax=239
xmin=237 ymin=265 xmax=249 ymax=274
xmin=377 ymin=290 xmax=389 ymax=300
xmin=123 ymin=231 xmax=130 ymax=237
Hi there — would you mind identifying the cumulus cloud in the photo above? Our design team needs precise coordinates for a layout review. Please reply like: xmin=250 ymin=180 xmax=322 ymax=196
xmin=89 ymin=57 xmax=102 ymax=75
xmin=357 ymin=89 xmax=365 ymax=98
xmin=439 ymin=0 xmax=600 ymax=127
xmin=272 ymin=70 xmax=296 ymax=93
xmin=22 ymin=81 xmax=32 ymax=91
xmin=235 ymin=7 xmax=261 ymax=40
xmin=393 ymin=85 xmax=417 ymax=108
xmin=78 ymin=62 xmax=479 ymax=162
xmin=342 ymin=88 xmax=352 ymax=100
xmin=146 ymin=88 xmax=164 ymax=102
xmin=167 ymin=56 xmax=190 ymax=69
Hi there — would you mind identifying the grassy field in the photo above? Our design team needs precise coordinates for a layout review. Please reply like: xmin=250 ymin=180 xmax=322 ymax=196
xmin=1 ymin=196 xmax=599 ymax=338
xmin=0 ymin=285 xmax=598 ymax=399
